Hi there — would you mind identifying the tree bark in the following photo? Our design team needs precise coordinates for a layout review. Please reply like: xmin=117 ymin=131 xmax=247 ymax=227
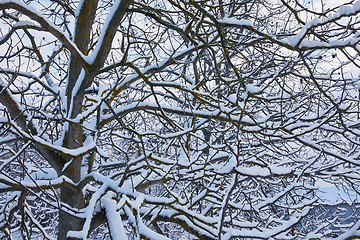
xmin=58 ymin=0 xmax=133 ymax=238
xmin=58 ymin=1 xmax=98 ymax=239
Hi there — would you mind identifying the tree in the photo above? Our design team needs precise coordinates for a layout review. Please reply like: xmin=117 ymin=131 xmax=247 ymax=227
xmin=0 ymin=0 xmax=360 ymax=239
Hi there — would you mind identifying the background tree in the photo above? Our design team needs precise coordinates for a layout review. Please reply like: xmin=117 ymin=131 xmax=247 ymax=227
xmin=0 ymin=0 xmax=360 ymax=239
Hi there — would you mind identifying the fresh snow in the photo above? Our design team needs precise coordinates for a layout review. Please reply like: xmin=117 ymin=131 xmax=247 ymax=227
xmin=218 ymin=17 xmax=252 ymax=26
xmin=13 ymin=20 xmax=38 ymax=28
xmin=246 ymin=84 xmax=261 ymax=94
xmin=282 ymin=1 xmax=360 ymax=48
xmin=101 ymin=197 xmax=128 ymax=240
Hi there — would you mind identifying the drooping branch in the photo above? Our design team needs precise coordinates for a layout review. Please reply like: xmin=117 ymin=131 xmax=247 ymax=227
xmin=0 ymin=79 xmax=64 ymax=173
xmin=0 ymin=1 xmax=89 ymax=69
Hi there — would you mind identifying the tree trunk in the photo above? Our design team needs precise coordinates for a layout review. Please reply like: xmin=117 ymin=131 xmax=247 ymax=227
xmin=56 ymin=0 xmax=132 ymax=238
xmin=57 ymin=1 xmax=98 ymax=238
xmin=59 ymin=180 xmax=85 ymax=239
